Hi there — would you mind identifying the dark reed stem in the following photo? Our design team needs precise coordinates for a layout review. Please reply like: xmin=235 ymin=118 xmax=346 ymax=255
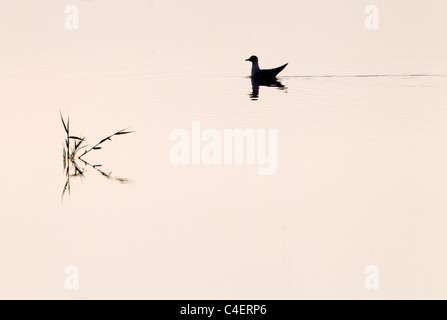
xmin=78 ymin=128 xmax=133 ymax=159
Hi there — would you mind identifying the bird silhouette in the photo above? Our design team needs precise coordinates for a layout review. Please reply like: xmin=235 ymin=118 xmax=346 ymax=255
xmin=245 ymin=55 xmax=288 ymax=81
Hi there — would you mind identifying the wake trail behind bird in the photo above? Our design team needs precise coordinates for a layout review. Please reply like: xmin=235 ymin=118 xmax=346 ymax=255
xmin=282 ymin=74 xmax=447 ymax=79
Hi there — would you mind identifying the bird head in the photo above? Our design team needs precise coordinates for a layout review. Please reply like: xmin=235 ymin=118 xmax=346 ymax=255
xmin=245 ymin=55 xmax=258 ymax=63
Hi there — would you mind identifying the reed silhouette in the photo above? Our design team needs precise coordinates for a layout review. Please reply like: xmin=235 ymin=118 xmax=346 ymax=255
xmin=249 ymin=78 xmax=288 ymax=100
xmin=60 ymin=111 xmax=133 ymax=201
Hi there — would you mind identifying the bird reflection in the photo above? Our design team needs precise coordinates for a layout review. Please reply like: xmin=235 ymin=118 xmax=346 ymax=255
xmin=249 ymin=77 xmax=288 ymax=100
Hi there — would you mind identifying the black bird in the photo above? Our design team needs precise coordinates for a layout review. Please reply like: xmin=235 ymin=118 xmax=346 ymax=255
xmin=245 ymin=55 xmax=288 ymax=81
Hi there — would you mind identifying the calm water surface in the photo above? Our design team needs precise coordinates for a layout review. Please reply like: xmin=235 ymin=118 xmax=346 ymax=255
xmin=1 ymin=0 xmax=447 ymax=299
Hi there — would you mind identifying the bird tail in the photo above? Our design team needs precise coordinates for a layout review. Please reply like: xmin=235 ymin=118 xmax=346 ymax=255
xmin=273 ymin=63 xmax=288 ymax=76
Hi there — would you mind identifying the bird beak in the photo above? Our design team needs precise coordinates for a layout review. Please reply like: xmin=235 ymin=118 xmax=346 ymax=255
xmin=245 ymin=59 xmax=250 ymax=61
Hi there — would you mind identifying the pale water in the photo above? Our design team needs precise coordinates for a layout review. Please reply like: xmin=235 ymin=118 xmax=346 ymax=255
xmin=1 ymin=0 xmax=447 ymax=299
